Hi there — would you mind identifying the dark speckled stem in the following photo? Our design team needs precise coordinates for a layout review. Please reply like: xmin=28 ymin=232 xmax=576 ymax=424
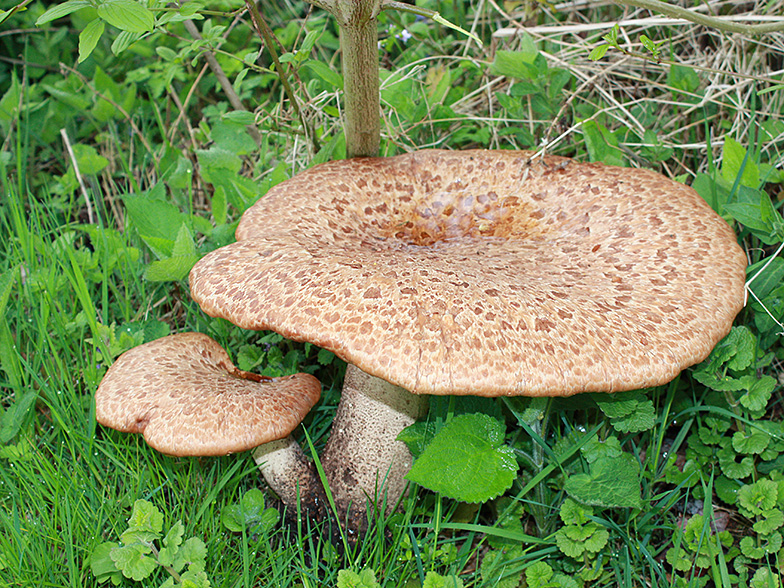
xmin=320 ymin=364 xmax=428 ymax=530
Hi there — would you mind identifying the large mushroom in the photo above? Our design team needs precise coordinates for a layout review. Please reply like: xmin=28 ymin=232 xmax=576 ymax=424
xmin=189 ymin=149 xmax=747 ymax=529
xmin=95 ymin=332 xmax=324 ymax=509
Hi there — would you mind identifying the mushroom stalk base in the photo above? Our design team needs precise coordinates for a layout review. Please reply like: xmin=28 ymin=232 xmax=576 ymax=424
xmin=253 ymin=436 xmax=325 ymax=515
xmin=321 ymin=364 xmax=428 ymax=530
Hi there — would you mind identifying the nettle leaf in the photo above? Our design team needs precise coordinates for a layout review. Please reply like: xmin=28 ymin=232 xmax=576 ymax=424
xmin=564 ymin=453 xmax=642 ymax=509
xmin=406 ymin=413 xmax=518 ymax=503
xmin=97 ymin=0 xmax=155 ymax=33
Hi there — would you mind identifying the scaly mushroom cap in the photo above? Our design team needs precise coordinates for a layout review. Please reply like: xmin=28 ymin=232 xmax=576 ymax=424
xmin=95 ymin=332 xmax=321 ymax=456
xmin=190 ymin=150 xmax=746 ymax=397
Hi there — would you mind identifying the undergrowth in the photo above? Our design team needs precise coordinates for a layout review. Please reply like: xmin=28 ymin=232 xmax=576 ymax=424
xmin=1 ymin=0 xmax=784 ymax=586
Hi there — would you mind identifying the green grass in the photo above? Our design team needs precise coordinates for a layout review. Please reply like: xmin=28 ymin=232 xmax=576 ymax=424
xmin=2 ymin=0 xmax=784 ymax=586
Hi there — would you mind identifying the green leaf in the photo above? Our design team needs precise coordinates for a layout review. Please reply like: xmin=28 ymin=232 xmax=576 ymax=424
xmin=157 ymin=521 xmax=184 ymax=568
xmin=721 ymin=137 xmax=760 ymax=189
xmin=732 ymin=429 xmax=770 ymax=455
xmin=753 ymin=508 xmax=784 ymax=535
xmin=337 ymin=568 xmax=381 ymax=588
xmin=97 ymin=0 xmax=155 ymax=33
xmin=406 ymin=413 xmax=518 ymax=503
xmin=120 ymin=500 xmax=163 ymax=544
xmin=221 ymin=488 xmax=279 ymax=533
xmin=564 ymin=453 xmax=642 ymax=509
xmin=559 ymin=498 xmax=593 ymax=526
xmin=422 ymin=571 xmax=464 ymax=588
xmin=36 ymin=0 xmax=90 ymax=25
xmin=123 ymin=191 xmax=188 ymax=258
xmin=738 ymin=479 xmax=779 ymax=516
xmin=588 ymin=43 xmax=610 ymax=61
xmin=89 ymin=542 xmax=122 ymax=583
xmin=110 ymin=543 xmax=157 ymax=581
xmin=300 ymin=60 xmax=343 ymax=90
xmin=170 ymin=537 xmax=207 ymax=573
xmin=739 ymin=375 xmax=775 ymax=412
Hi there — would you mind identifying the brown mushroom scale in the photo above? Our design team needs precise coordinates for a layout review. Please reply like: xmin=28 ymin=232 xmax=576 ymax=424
xmin=189 ymin=149 xmax=746 ymax=528
xmin=191 ymin=150 xmax=746 ymax=398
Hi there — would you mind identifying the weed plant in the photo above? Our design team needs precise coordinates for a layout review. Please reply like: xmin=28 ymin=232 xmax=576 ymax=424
xmin=1 ymin=0 xmax=784 ymax=586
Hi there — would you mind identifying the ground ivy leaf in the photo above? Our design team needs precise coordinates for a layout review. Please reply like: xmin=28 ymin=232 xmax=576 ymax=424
xmin=593 ymin=392 xmax=639 ymax=419
xmin=610 ymin=399 xmax=655 ymax=433
xmin=732 ymin=429 xmax=770 ymax=455
xmin=584 ymin=527 xmax=610 ymax=553
xmin=406 ymin=413 xmax=517 ymax=503
xmin=90 ymin=542 xmax=122 ymax=582
xmin=581 ymin=434 xmax=622 ymax=463
xmin=564 ymin=453 xmax=642 ymax=509
xmin=739 ymin=375 xmax=775 ymax=412
xmin=110 ymin=543 xmax=157 ymax=581
xmin=120 ymin=500 xmax=163 ymax=544
xmin=753 ymin=508 xmax=784 ymax=535
xmin=158 ymin=521 xmax=185 ymax=568
xmin=171 ymin=537 xmax=207 ymax=572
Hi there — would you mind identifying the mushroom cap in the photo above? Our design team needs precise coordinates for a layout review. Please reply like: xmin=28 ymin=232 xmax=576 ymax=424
xmin=95 ymin=332 xmax=321 ymax=456
xmin=190 ymin=149 xmax=746 ymax=397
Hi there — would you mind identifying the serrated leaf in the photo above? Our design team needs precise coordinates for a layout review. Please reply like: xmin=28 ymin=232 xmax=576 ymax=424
xmin=337 ymin=568 xmax=380 ymax=588
xmin=78 ymin=18 xmax=105 ymax=62
xmin=97 ymin=0 xmax=155 ymax=33
xmin=110 ymin=543 xmax=157 ymax=581
xmin=406 ymin=413 xmax=517 ymax=503
xmin=753 ymin=508 xmax=784 ymax=535
xmin=564 ymin=453 xmax=642 ymax=509
xmin=559 ymin=497 xmax=593 ymax=526
xmin=422 ymin=571 xmax=464 ymax=588
xmin=739 ymin=376 xmax=776 ymax=412
xmin=593 ymin=393 xmax=639 ymax=419
xmin=732 ymin=429 xmax=771 ymax=455
xmin=171 ymin=537 xmax=207 ymax=572
xmin=120 ymin=500 xmax=163 ymax=544
xmin=158 ymin=521 xmax=185 ymax=567
xmin=145 ymin=254 xmax=200 ymax=282
xmin=610 ymin=399 xmax=655 ymax=433
xmin=36 ymin=0 xmax=90 ymax=25
xmin=738 ymin=479 xmax=779 ymax=516
xmin=90 ymin=542 xmax=122 ymax=581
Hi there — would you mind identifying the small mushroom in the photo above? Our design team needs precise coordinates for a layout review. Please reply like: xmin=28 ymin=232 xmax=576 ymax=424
xmin=95 ymin=332 xmax=323 ymax=508
xmin=189 ymin=149 xmax=747 ymax=528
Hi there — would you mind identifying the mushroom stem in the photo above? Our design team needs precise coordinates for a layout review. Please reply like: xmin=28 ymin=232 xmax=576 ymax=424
xmin=253 ymin=436 xmax=325 ymax=513
xmin=321 ymin=364 xmax=428 ymax=529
